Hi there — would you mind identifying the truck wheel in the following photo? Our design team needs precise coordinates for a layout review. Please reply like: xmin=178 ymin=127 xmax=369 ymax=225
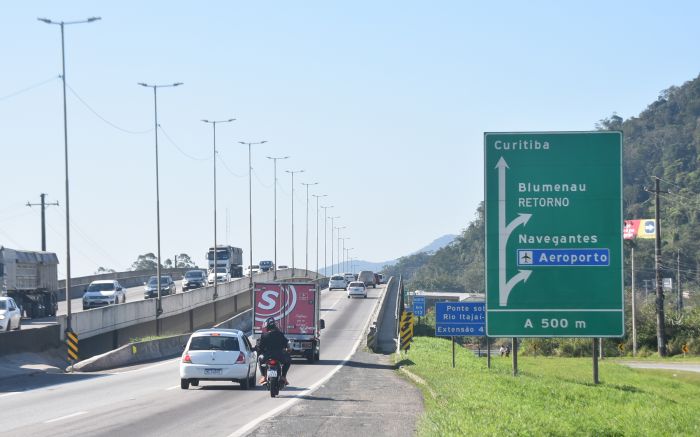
xmin=180 ymin=379 xmax=189 ymax=389
xmin=191 ymin=379 xmax=199 ymax=386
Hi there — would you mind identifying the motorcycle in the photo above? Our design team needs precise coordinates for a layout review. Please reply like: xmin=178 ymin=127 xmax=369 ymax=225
xmin=262 ymin=357 xmax=285 ymax=397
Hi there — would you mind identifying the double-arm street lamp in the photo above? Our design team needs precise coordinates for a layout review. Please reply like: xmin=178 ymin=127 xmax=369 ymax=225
xmin=312 ymin=194 xmax=327 ymax=278
xmin=286 ymin=169 xmax=304 ymax=276
xmin=335 ymin=226 xmax=346 ymax=274
xmin=239 ymin=141 xmax=267 ymax=288
xmin=329 ymin=216 xmax=340 ymax=275
xmin=202 ymin=118 xmax=235 ymax=300
xmin=138 ymin=81 xmax=183 ymax=316
xmin=267 ymin=156 xmax=289 ymax=280
xmin=301 ymin=182 xmax=318 ymax=274
xmin=37 ymin=15 xmax=101 ymax=333
xmin=320 ymin=205 xmax=333 ymax=277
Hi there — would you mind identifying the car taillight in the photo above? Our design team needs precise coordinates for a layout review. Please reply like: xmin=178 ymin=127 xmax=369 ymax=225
xmin=183 ymin=354 xmax=191 ymax=363
xmin=235 ymin=352 xmax=245 ymax=364
xmin=268 ymin=359 xmax=277 ymax=366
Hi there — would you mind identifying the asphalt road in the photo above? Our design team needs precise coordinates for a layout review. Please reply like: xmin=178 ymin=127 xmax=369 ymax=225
xmin=0 ymin=285 xmax=384 ymax=436
xmin=619 ymin=361 xmax=700 ymax=373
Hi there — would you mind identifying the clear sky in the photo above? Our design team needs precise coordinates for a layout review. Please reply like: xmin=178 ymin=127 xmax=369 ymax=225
xmin=2 ymin=1 xmax=699 ymax=277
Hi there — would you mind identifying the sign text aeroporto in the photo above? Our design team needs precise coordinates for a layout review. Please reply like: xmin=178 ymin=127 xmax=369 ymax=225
xmin=484 ymin=131 xmax=624 ymax=337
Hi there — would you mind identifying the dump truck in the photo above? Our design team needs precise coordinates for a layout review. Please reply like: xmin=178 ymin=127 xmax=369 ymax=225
xmin=0 ymin=246 xmax=59 ymax=318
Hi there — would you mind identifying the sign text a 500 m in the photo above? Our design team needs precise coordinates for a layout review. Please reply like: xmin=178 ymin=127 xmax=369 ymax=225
xmin=484 ymin=131 xmax=623 ymax=337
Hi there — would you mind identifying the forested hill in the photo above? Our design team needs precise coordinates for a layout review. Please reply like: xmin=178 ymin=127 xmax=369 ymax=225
xmin=599 ymin=73 xmax=700 ymax=287
xmin=386 ymin=73 xmax=700 ymax=292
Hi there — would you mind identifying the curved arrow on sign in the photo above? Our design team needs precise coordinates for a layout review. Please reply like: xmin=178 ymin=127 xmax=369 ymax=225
xmin=496 ymin=157 xmax=533 ymax=306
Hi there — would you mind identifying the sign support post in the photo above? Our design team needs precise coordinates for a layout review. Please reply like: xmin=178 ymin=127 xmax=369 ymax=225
xmin=512 ymin=337 xmax=518 ymax=376
xmin=486 ymin=337 xmax=491 ymax=368
xmin=593 ymin=338 xmax=599 ymax=384
xmin=452 ymin=336 xmax=455 ymax=368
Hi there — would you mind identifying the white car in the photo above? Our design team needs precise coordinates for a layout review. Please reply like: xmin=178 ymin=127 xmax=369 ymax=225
xmin=343 ymin=273 xmax=355 ymax=283
xmin=208 ymin=267 xmax=231 ymax=284
xmin=328 ymin=275 xmax=347 ymax=290
xmin=0 ymin=296 xmax=22 ymax=331
xmin=180 ymin=328 xmax=257 ymax=389
xmin=82 ymin=280 xmax=126 ymax=310
xmin=346 ymin=281 xmax=367 ymax=299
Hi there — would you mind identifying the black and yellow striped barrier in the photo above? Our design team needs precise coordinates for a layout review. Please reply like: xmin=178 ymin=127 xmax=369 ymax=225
xmin=400 ymin=311 xmax=414 ymax=351
xmin=66 ymin=330 xmax=79 ymax=362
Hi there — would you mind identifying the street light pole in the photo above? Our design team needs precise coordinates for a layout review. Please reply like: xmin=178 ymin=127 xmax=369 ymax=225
xmin=38 ymin=15 xmax=100 ymax=333
xmin=340 ymin=237 xmax=350 ymax=273
xmin=138 ymin=82 xmax=183 ymax=317
xmin=286 ymin=169 xmax=304 ymax=277
xmin=301 ymin=182 xmax=318 ymax=274
xmin=202 ymin=118 xmax=235 ymax=300
xmin=345 ymin=247 xmax=354 ymax=273
xmin=267 ymin=156 xmax=289 ymax=280
xmin=329 ymin=216 xmax=340 ymax=275
xmin=320 ymin=206 xmax=333 ymax=277
xmin=335 ymin=226 xmax=346 ymax=274
xmin=312 ymin=194 xmax=327 ymax=278
xmin=239 ymin=141 xmax=267 ymax=289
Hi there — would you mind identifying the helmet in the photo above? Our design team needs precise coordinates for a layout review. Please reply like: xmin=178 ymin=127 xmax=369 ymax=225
xmin=265 ymin=317 xmax=277 ymax=331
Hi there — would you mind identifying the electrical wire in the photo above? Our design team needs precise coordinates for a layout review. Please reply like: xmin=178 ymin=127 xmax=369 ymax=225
xmin=158 ymin=125 xmax=212 ymax=161
xmin=252 ymin=167 xmax=273 ymax=188
xmin=66 ymin=83 xmax=153 ymax=134
xmin=0 ymin=75 xmax=60 ymax=102
xmin=217 ymin=153 xmax=246 ymax=178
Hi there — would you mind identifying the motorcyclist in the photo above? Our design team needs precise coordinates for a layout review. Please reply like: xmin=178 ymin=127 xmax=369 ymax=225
xmin=255 ymin=317 xmax=291 ymax=385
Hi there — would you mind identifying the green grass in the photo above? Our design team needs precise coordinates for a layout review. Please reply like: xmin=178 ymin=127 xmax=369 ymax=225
xmin=398 ymin=336 xmax=700 ymax=436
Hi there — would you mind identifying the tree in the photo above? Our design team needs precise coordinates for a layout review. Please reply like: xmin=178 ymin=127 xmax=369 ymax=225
xmin=174 ymin=253 xmax=197 ymax=268
xmin=95 ymin=266 xmax=116 ymax=274
xmin=131 ymin=253 xmax=159 ymax=271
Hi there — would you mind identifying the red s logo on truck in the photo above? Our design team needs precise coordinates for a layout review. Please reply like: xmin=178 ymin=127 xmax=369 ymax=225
xmin=254 ymin=284 xmax=298 ymax=325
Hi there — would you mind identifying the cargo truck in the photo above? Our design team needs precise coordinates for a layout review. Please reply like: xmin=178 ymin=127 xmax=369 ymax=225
xmin=253 ymin=282 xmax=325 ymax=363
xmin=206 ymin=245 xmax=243 ymax=278
xmin=0 ymin=246 xmax=59 ymax=318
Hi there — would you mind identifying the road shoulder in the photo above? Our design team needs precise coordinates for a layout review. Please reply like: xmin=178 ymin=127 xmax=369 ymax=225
xmin=247 ymin=350 xmax=423 ymax=437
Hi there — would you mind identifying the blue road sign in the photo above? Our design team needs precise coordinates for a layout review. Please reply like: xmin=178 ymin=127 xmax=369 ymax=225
xmin=435 ymin=302 xmax=485 ymax=337
xmin=517 ymin=248 xmax=610 ymax=267
xmin=413 ymin=296 xmax=425 ymax=317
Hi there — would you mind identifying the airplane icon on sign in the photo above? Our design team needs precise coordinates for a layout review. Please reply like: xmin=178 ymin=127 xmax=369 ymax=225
xmin=519 ymin=250 xmax=533 ymax=265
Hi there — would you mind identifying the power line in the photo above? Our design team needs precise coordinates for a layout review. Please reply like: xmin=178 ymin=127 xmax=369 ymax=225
xmin=66 ymin=82 xmax=153 ymax=134
xmin=0 ymin=75 xmax=60 ymax=102
xmin=158 ymin=125 xmax=212 ymax=161
xmin=217 ymin=153 xmax=245 ymax=178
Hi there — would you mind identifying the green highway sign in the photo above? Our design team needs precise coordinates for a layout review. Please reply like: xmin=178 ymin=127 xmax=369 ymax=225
xmin=484 ymin=131 xmax=624 ymax=337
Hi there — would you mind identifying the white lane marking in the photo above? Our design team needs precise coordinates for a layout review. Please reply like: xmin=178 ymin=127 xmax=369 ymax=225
xmin=0 ymin=392 xmax=23 ymax=399
xmin=105 ymin=357 xmax=180 ymax=375
xmin=44 ymin=411 xmax=87 ymax=423
xmin=165 ymin=385 xmax=180 ymax=390
xmin=228 ymin=289 xmax=378 ymax=437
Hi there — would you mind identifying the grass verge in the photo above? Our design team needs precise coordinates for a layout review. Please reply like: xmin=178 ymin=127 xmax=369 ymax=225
xmin=398 ymin=336 xmax=700 ymax=436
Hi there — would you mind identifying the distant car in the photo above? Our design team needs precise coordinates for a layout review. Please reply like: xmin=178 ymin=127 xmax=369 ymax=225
xmin=208 ymin=267 xmax=231 ymax=285
xmin=346 ymin=281 xmax=367 ymax=299
xmin=244 ymin=265 xmax=261 ymax=277
xmin=0 ymin=296 xmax=22 ymax=331
xmin=374 ymin=273 xmax=381 ymax=285
xmin=343 ymin=273 xmax=355 ymax=283
xmin=144 ymin=276 xmax=176 ymax=299
xmin=82 ymin=280 xmax=126 ymax=310
xmin=259 ymin=260 xmax=274 ymax=272
xmin=180 ymin=328 xmax=257 ymax=390
xmin=183 ymin=270 xmax=207 ymax=291
xmin=277 ymin=265 xmax=289 ymax=270
xmin=377 ymin=273 xmax=386 ymax=284
xmin=328 ymin=275 xmax=347 ymax=290
xmin=357 ymin=271 xmax=376 ymax=288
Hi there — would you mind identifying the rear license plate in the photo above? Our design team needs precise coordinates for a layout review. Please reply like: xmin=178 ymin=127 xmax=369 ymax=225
xmin=204 ymin=368 xmax=222 ymax=375
xmin=267 ymin=369 xmax=278 ymax=378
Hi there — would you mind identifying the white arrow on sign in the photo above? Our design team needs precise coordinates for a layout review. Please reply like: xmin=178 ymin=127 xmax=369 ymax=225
xmin=496 ymin=157 xmax=533 ymax=306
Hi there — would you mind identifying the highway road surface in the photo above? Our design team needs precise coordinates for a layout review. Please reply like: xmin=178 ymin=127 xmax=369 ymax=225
xmin=20 ymin=280 xmax=185 ymax=330
xmin=0 ymin=285 xmax=384 ymax=436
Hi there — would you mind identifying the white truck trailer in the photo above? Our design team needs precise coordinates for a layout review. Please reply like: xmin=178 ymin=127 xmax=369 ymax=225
xmin=0 ymin=246 xmax=59 ymax=318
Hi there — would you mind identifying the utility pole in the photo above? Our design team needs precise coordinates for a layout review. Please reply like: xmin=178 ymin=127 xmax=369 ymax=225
xmin=320 ymin=206 xmax=333 ymax=277
xmin=647 ymin=177 xmax=667 ymax=356
xmin=26 ymin=193 xmax=59 ymax=251
xmin=677 ymin=249 xmax=683 ymax=311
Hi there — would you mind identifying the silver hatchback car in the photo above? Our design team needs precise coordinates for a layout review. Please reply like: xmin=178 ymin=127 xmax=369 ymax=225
xmin=180 ymin=329 xmax=257 ymax=389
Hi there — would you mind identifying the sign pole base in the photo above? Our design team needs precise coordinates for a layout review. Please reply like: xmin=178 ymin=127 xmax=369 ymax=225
xmin=512 ymin=337 xmax=518 ymax=376
xmin=487 ymin=337 xmax=491 ymax=369
xmin=593 ymin=338 xmax=599 ymax=384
